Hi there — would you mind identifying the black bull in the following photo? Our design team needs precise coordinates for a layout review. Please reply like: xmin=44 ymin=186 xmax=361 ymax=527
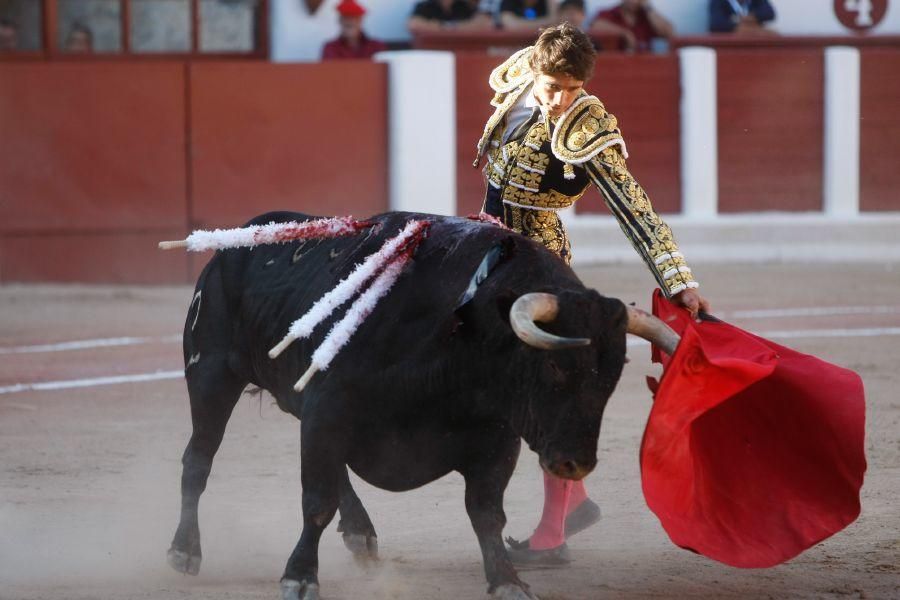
xmin=167 ymin=211 xmax=664 ymax=600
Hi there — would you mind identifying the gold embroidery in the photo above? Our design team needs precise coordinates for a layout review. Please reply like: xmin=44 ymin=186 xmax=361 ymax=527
xmin=517 ymin=146 xmax=550 ymax=172
xmin=587 ymin=152 xmax=697 ymax=295
xmin=568 ymin=131 xmax=587 ymax=149
xmin=488 ymin=46 xmax=534 ymax=93
xmin=552 ymin=96 xmax=627 ymax=164
xmin=508 ymin=166 xmax=542 ymax=191
xmin=474 ymin=85 xmax=530 ymax=166
xmin=581 ymin=118 xmax=600 ymax=135
xmin=503 ymin=204 xmax=572 ymax=264
xmin=502 ymin=186 xmax=584 ymax=210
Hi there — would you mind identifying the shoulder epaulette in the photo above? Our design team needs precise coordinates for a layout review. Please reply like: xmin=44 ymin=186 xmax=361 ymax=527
xmin=489 ymin=46 xmax=534 ymax=95
xmin=550 ymin=95 xmax=629 ymax=164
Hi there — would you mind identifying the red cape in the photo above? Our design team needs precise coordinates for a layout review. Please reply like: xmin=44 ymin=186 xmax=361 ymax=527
xmin=641 ymin=290 xmax=866 ymax=568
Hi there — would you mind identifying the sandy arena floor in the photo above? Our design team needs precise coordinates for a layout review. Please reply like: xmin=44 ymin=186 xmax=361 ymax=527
xmin=1 ymin=263 xmax=898 ymax=600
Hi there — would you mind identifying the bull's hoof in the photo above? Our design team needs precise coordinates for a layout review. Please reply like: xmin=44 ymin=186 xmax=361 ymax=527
xmin=342 ymin=532 xmax=379 ymax=564
xmin=491 ymin=583 xmax=539 ymax=600
xmin=281 ymin=578 xmax=320 ymax=600
xmin=167 ymin=548 xmax=201 ymax=575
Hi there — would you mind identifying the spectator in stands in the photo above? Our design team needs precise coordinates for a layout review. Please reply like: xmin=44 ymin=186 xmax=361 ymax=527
xmin=408 ymin=0 xmax=493 ymax=32
xmin=64 ymin=22 xmax=94 ymax=53
xmin=0 ymin=17 xmax=18 ymax=51
xmin=322 ymin=0 xmax=386 ymax=60
xmin=499 ymin=0 xmax=559 ymax=31
xmin=590 ymin=0 xmax=673 ymax=53
xmin=475 ymin=0 xmax=503 ymax=28
xmin=557 ymin=0 xmax=586 ymax=29
xmin=709 ymin=0 xmax=776 ymax=34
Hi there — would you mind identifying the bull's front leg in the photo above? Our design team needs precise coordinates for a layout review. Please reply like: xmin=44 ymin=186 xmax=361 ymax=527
xmin=462 ymin=436 xmax=538 ymax=600
xmin=281 ymin=417 xmax=343 ymax=600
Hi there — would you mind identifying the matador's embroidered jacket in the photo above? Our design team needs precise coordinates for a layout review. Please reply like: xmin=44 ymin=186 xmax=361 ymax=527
xmin=474 ymin=47 xmax=698 ymax=298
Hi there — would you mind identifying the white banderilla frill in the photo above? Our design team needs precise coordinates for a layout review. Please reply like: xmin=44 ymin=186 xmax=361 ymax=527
xmin=157 ymin=216 xmax=372 ymax=252
xmin=264 ymin=219 xmax=430 ymax=391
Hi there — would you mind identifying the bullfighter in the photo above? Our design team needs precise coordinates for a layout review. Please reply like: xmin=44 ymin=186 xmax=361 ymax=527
xmin=473 ymin=22 xmax=710 ymax=565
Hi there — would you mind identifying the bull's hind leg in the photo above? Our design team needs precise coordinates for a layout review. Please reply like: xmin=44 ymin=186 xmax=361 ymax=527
xmin=168 ymin=358 xmax=245 ymax=575
xmin=337 ymin=466 xmax=378 ymax=563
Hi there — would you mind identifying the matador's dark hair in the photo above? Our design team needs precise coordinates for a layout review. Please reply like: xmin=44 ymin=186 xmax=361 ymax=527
xmin=529 ymin=22 xmax=596 ymax=82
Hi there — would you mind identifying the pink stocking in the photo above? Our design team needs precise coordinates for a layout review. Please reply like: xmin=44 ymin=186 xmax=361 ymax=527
xmin=568 ymin=479 xmax=588 ymax=512
xmin=528 ymin=472 xmax=572 ymax=550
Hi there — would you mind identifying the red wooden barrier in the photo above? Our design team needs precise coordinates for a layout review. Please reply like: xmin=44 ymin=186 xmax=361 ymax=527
xmin=0 ymin=62 xmax=190 ymax=282
xmin=860 ymin=49 xmax=900 ymax=212
xmin=717 ymin=50 xmax=824 ymax=213
xmin=576 ymin=54 xmax=681 ymax=215
xmin=190 ymin=62 xmax=389 ymax=229
xmin=0 ymin=61 xmax=389 ymax=283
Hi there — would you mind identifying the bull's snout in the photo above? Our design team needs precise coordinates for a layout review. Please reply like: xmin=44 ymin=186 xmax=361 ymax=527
xmin=540 ymin=454 xmax=597 ymax=481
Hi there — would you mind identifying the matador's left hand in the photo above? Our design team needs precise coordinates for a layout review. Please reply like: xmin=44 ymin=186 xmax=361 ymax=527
xmin=673 ymin=288 xmax=711 ymax=319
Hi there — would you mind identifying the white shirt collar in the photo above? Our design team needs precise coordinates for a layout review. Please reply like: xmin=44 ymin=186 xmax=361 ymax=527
xmin=525 ymin=85 xmax=540 ymax=109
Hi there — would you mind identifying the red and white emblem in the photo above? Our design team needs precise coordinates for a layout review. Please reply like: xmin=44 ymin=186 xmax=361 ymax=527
xmin=834 ymin=0 xmax=889 ymax=31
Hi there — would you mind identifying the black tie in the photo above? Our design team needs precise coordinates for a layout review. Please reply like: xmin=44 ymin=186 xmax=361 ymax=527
xmin=507 ymin=106 xmax=541 ymax=144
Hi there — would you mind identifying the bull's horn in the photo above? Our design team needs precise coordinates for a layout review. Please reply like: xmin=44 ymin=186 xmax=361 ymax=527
xmin=509 ymin=293 xmax=591 ymax=350
xmin=626 ymin=306 xmax=680 ymax=355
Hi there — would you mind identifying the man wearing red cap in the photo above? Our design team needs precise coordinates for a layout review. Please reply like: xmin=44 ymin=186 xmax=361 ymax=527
xmin=321 ymin=0 xmax=387 ymax=60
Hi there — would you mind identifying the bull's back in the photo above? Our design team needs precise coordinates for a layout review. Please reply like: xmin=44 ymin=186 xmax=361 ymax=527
xmin=190 ymin=210 xmax=581 ymax=407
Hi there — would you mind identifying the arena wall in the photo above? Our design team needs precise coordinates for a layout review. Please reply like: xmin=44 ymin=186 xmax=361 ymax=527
xmin=1 ymin=47 xmax=898 ymax=284
xmin=0 ymin=61 xmax=389 ymax=284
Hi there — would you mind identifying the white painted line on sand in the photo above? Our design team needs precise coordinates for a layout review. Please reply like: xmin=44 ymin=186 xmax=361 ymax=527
xmin=2 ymin=306 xmax=896 ymax=356
xmin=0 ymin=335 xmax=182 ymax=355
xmin=0 ymin=370 xmax=183 ymax=395
xmin=626 ymin=326 xmax=900 ymax=346
xmin=757 ymin=327 xmax=900 ymax=339
xmin=3 ymin=325 xmax=900 ymax=396
xmin=725 ymin=306 xmax=900 ymax=319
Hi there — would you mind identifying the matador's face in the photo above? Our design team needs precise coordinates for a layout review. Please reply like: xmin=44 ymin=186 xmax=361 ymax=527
xmin=532 ymin=72 xmax=584 ymax=118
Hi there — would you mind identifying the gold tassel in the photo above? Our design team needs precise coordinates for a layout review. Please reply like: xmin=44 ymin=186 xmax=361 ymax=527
xmin=563 ymin=163 xmax=575 ymax=180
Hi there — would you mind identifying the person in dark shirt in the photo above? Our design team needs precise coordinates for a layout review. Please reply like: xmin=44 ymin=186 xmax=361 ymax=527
xmin=64 ymin=22 xmax=94 ymax=54
xmin=499 ymin=0 xmax=558 ymax=31
xmin=0 ymin=18 xmax=18 ymax=51
xmin=408 ymin=0 xmax=492 ymax=33
xmin=709 ymin=0 xmax=776 ymax=34
xmin=589 ymin=0 xmax=674 ymax=52
xmin=557 ymin=0 xmax=586 ymax=28
xmin=321 ymin=0 xmax=387 ymax=60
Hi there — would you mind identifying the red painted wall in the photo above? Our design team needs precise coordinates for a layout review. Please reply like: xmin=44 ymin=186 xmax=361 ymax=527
xmin=717 ymin=50 xmax=824 ymax=213
xmin=860 ymin=50 xmax=900 ymax=212
xmin=190 ymin=62 xmax=389 ymax=228
xmin=455 ymin=53 xmax=681 ymax=217
xmin=456 ymin=54 xmax=498 ymax=218
xmin=0 ymin=63 xmax=191 ymax=283
xmin=2 ymin=51 xmax=897 ymax=283
xmin=0 ymin=61 xmax=389 ymax=284
xmin=576 ymin=54 xmax=681 ymax=215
